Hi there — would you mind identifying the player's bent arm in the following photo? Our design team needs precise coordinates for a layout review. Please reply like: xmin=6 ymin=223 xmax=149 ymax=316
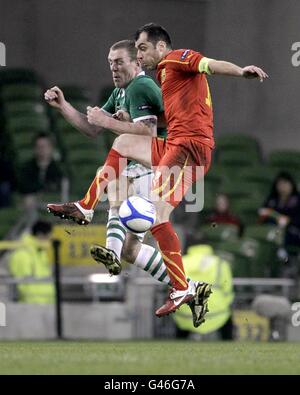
xmin=99 ymin=115 xmax=157 ymax=137
xmin=60 ymin=102 xmax=102 ymax=138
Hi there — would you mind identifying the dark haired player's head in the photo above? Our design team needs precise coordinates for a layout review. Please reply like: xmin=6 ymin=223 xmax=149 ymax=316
xmin=135 ymin=23 xmax=172 ymax=70
xmin=108 ymin=39 xmax=142 ymax=88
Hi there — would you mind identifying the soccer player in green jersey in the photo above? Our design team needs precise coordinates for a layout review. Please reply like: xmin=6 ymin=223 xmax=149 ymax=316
xmin=45 ymin=39 xmax=209 ymax=328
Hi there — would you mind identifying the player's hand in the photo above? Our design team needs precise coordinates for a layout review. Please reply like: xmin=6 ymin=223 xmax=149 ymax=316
xmin=44 ymin=86 xmax=67 ymax=109
xmin=87 ymin=106 xmax=109 ymax=127
xmin=242 ymin=66 xmax=269 ymax=82
xmin=113 ymin=110 xmax=131 ymax=122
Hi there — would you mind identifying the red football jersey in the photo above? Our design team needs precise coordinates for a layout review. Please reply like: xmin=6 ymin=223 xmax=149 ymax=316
xmin=156 ymin=49 xmax=214 ymax=149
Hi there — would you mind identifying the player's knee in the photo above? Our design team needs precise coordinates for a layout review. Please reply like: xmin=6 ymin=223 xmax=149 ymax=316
xmin=121 ymin=236 xmax=140 ymax=263
xmin=121 ymin=244 xmax=135 ymax=263
xmin=113 ymin=134 xmax=132 ymax=157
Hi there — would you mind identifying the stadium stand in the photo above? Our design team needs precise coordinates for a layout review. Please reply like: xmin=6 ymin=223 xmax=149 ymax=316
xmin=0 ymin=68 xmax=299 ymax=343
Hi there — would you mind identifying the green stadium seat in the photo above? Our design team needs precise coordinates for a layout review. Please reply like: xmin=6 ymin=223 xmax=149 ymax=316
xmin=217 ymin=149 xmax=261 ymax=168
xmin=216 ymin=133 xmax=260 ymax=152
xmin=67 ymin=148 xmax=103 ymax=166
xmin=215 ymin=237 xmax=277 ymax=277
xmin=60 ymin=131 xmax=96 ymax=150
xmin=230 ymin=197 xmax=263 ymax=226
xmin=201 ymin=223 xmax=239 ymax=242
xmin=268 ymin=150 xmax=300 ymax=182
xmin=238 ymin=166 xmax=275 ymax=184
xmin=214 ymin=240 xmax=252 ymax=277
xmin=6 ymin=114 xmax=50 ymax=133
xmin=16 ymin=147 xmax=33 ymax=162
xmin=70 ymin=176 xmax=92 ymax=196
xmin=204 ymin=166 xmax=222 ymax=190
xmin=74 ymin=165 xmax=98 ymax=181
xmin=243 ymin=224 xmax=283 ymax=245
xmin=203 ymin=185 xmax=218 ymax=211
xmin=221 ymin=180 xmax=264 ymax=200
xmin=12 ymin=132 xmax=38 ymax=149
xmin=269 ymin=150 xmax=300 ymax=168
xmin=239 ymin=237 xmax=278 ymax=277
xmin=1 ymin=83 xmax=43 ymax=101
xmin=4 ymin=101 xmax=47 ymax=117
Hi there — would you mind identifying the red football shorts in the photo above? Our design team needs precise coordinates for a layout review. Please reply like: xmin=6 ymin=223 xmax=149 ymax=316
xmin=151 ymin=137 xmax=212 ymax=207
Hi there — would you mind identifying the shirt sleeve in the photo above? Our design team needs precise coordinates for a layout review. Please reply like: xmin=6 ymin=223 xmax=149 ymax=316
xmin=128 ymin=80 xmax=164 ymax=122
xmin=161 ymin=49 xmax=204 ymax=74
xmin=101 ymin=91 xmax=115 ymax=114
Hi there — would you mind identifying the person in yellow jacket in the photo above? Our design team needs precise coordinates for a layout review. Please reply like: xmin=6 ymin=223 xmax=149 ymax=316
xmin=9 ymin=220 xmax=55 ymax=304
xmin=174 ymin=244 xmax=234 ymax=339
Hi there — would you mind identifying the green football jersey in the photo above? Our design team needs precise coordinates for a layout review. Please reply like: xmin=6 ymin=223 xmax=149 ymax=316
xmin=102 ymin=73 xmax=166 ymax=138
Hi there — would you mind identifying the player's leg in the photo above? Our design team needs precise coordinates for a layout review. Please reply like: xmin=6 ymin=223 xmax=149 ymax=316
xmin=47 ymin=134 xmax=152 ymax=224
xmin=90 ymin=175 xmax=128 ymax=274
xmin=91 ymin=165 xmax=209 ymax=326
xmin=91 ymin=167 xmax=171 ymax=284
xmin=150 ymin=140 xmax=212 ymax=317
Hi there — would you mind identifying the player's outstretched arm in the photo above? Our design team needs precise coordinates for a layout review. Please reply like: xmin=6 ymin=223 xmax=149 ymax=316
xmin=87 ymin=106 xmax=156 ymax=136
xmin=207 ymin=59 xmax=269 ymax=81
xmin=44 ymin=86 xmax=102 ymax=138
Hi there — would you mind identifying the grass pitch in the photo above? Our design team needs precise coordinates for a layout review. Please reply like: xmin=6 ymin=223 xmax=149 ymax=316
xmin=0 ymin=341 xmax=299 ymax=375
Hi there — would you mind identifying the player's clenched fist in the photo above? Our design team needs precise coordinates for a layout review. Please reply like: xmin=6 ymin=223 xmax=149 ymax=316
xmin=113 ymin=109 xmax=131 ymax=122
xmin=87 ymin=106 xmax=110 ymax=127
xmin=44 ymin=86 xmax=67 ymax=109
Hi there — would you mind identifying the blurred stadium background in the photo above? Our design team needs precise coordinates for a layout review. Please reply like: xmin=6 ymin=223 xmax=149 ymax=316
xmin=1 ymin=0 xmax=300 ymax=374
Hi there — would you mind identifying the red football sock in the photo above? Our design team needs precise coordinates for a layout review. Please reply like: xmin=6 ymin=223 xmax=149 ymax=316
xmin=79 ymin=148 xmax=126 ymax=210
xmin=151 ymin=222 xmax=188 ymax=291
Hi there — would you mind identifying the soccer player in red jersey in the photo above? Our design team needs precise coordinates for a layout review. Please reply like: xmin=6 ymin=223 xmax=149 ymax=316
xmin=48 ymin=23 xmax=268 ymax=317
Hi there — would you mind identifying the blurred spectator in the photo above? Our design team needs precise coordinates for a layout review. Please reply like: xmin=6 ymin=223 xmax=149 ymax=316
xmin=259 ymin=172 xmax=300 ymax=256
xmin=0 ymin=157 xmax=16 ymax=207
xmin=173 ymin=244 xmax=235 ymax=340
xmin=8 ymin=220 xmax=55 ymax=304
xmin=206 ymin=193 xmax=242 ymax=232
xmin=18 ymin=132 xmax=65 ymax=209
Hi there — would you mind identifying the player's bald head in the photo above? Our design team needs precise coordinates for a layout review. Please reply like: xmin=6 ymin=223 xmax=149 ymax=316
xmin=134 ymin=23 xmax=172 ymax=49
xmin=110 ymin=40 xmax=137 ymax=61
